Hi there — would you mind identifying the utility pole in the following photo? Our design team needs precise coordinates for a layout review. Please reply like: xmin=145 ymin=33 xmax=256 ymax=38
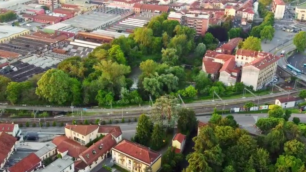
xmin=213 ymin=91 xmax=225 ymax=111
xmin=177 ymin=94 xmax=186 ymax=107
xmin=244 ymin=87 xmax=259 ymax=107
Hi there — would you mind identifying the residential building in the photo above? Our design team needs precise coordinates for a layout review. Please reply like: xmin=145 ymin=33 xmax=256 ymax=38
xmin=0 ymin=123 xmax=21 ymax=137
xmin=275 ymin=96 xmax=297 ymax=108
xmin=112 ymin=140 xmax=162 ymax=172
xmin=38 ymin=0 xmax=59 ymax=8
xmin=0 ymin=132 xmax=17 ymax=168
xmin=53 ymin=135 xmax=87 ymax=159
xmin=216 ymin=38 xmax=243 ymax=54
xmin=22 ymin=14 xmax=62 ymax=24
xmin=241 ymin=52 xmax=280 ymax=91
xmin=219 ymin=56 xmax=240 ymax=86
xmin=37 ymin=155 xmax=74 ymax=172
xmin=295 ymin=3 xmax=306 ymax=21
xmin=272 ymin=0 xmax=285 ymax=19
xmin=198 ymin=121 xmax=208 ymax=135
xmin=76 ymin=134 xmax=117 ymax=171
xmin=9 ymin=153 xmax=42 ymax=172
xmin=0 ymin=50 xmax=21 ymax=60
xmin=65 ymin=125 xmax=122 ymax=145
xmin=0 ymin=26 xmax=30 ymax=44
xmin=225 ymin=6 xmax=236 ymax=16
xmin=168 ymin=11 xmax=183 ymax=24
xmin=235 ymin=49 xmax=259 ymax=67
xmin=202 ymin=58 xmax=222 ymax=79
xmin=185 ymin=13 xmax=210 ymax=36
xmin=172 ymin=133 xmax=186 ymax=153
xmin=53 ymin=8 xmax=75 ymax=19
xmin=34 ymin=142 xmax=57 ymax=161
xmin=133 ymin=3 xmax=170 ymax=13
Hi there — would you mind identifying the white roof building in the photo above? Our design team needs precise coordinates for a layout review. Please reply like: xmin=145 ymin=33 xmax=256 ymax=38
xmin=37 ymin=155 xmax=74 ymax=172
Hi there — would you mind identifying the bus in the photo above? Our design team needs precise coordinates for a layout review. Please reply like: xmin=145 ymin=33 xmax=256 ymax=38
xmin=280 ymin=50 xmax=285 ymax=57
xmin=286 ymin=64 xmax=301 ymax=75
xmin=304 ymin=64 xmax=306 ymax=68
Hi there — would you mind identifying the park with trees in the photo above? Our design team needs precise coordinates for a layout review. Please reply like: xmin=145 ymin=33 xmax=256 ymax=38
xmin=0 ymin=11 xmax=17 ymax=22
xmin=0 ymin=12 xmax=262 ymax=109
xmin=183 ymin=106 xmax=306 ymax=172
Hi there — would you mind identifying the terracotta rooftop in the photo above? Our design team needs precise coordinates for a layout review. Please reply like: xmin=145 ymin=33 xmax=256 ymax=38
xmin=236 ymin=49 xmax=258 ymax=57
xmin=220 ymin=56 xmax=239 ymax=73
xmin=112 ymin=140 xmax=161 ymax=165
xmin=0 ymin=132 xmax=17 ymax=165
xmin=0 ymin=50 xmax=20 ymax=59
xmin=65 ymin=125 xmax=99 ymax=136
xmin=198 ymin=121 xmax=208 ymax=128
xmin=61 ymin=4 xmax=79 ymax=9
xmin=74 ymin=159 xmax=87 ymax=171
xmin=205 ymin=50 xmax=220 ymax=58
xmin=0 ymin=123 xmax=15 ymax=132
xmin=215 ymin=54 xmax=235 ymax=62
xmin=9 ymin=153 xmax=41 ymax=172
xmin=203 ymin=58 xmax=222 ymax=74
xmin=52 ymin=136 xmax=87 ymax=158
xmin=277 ymin=96 xmax=297 ymax=103
xmin=80 ymin=134 xmax=116 ymax=165
xmin=220 ymin=38 xmax=243 ymax=52
xmin=246 ymin=53 xmax=280 ymax=70
xmin=23 ymin=14 xmax=62 ymax=22
xmin=98 ymin=126 xmax=122 ymax=138
xmin=53 ymin=8 xmax=75 ymax=14
xmin=133 ymin=3 xmax=169 ymax=12
xmin=173 ymin=133 xmax=186 ymax=143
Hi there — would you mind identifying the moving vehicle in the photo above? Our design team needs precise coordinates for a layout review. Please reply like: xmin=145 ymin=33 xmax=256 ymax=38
xmin=286 ymin=64 xmax=301 ymax=75
xmin=280 ymin=50 xmax=285 ymax=57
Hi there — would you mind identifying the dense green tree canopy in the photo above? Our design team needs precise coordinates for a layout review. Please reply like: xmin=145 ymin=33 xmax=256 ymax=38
xmin=241 ymin=36 xmax=262 ymax=51
xmin=293 ymin=31 xmax=306 ymax=52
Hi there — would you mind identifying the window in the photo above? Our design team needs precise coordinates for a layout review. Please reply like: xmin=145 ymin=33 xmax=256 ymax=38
xmin=129 ymin=160 xmax=131 ymax=165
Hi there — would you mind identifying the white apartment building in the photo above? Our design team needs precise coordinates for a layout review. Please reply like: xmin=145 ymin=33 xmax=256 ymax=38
xmin=241 ymin=53 xmax=280 ymax=91
xmin=272 ymin=0 xmax=285 ymax=19
xmin=235 ymin=49 xmax=260 ymax=67
xmin=185 ymin=14 xmax=210 ymax=36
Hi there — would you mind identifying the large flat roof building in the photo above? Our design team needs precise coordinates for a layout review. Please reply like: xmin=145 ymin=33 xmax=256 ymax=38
xmin=62 ymin=12 xmax=122 ymax=31
xmin=0 ymin=0 xmax=32 ymax=10
xmin=0 ymin=25 xmax=30 ymax=44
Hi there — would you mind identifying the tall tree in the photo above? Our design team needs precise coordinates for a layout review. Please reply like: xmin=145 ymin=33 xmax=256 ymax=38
xmin=134 ymin=114 xmax=153 ymax=146
xmin=36 ymin=69 xmax=71 ymax=104
xmin=260 ymin=25 xmax=275 ymax=42
xmin=275 ymin=155 xmax=305 ymax=172
xmin=6 ymin=82 xmax=22 ymax=105
xmin=284 ymin=139 xmax=305 ymax=160
xmin=241 ymin=36 xmax=262 ymax=51
xmin=139 ymin=59 xmax=158 ymax=77
xmin=186 ymin=152 xmax=213 ymax=172
xmin=57 ymin=56 xmax=86 ymax=78
xmin=161 ymin=48 xmax=179 ymax=65
xmin=228 ymin=28 xmax=242 ymax=39
xmin=299 ymin=90 xmax=306 ymax=99
xmin=177 ymin=108 xmax=197 ymax=135
xmin=249 ymin=148 xmax=270 ymax=172
xmin=195 ymin=43 xmax=207 ymax=58
xmin=293 ymin=31 xmax=306 ymax=52
xmin=268 ymin=105 xmax=284 ymax=118
xmin=150 ymin=124 xmax=166 ymax=150
xmin=0 ymin=75 xmax=11 ymax=101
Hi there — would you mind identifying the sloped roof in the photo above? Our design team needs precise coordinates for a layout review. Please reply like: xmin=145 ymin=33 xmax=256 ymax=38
xmin=245 ymin=53 xmax=280 ymax=70
xmin=9 ymin=153 xmax=41 ymax=172
xmin=112 ymin=140 xmax=161 ymax=165
xmin=52 ymin=136 xmax=87 ymax=158
xmin=220 ymin=56 xmax=238 ymax=73
xmin=133 ymin=3 xmax=169 ymax=12
xmin=98 ymin=126 xmax=122 ymax=137
xmin=277 ymin=96 xmax=297 ymax=103
xmin=65 ymin=125 xmax=99 ymax=136
xmin=0 ymin=123 xmax=15 ymax=132
xmin=0 ymin=50 xmax=20 ymax=59
xmin=80 ymin=134 xmax=116 ymax=165
xmin=173 ymin=133 xmax=186 ymax=143
xmin=0 ymin=132 xmax=17 ymax=165
xmin=198 ymin=121 xmax=208 ymax=128
xmin=236 ymin=49 xmax=258 ymax=57
xmin=202 ymin=58 xmax=222 ymax=74
xmin=220 ymin=38 xmax=243 ymax=52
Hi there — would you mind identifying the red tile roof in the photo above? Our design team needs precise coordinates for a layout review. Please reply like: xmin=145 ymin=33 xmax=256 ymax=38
xmin=246 ymin=53 xmax=280 ymax=70
xmin=74 ymin=159 xmax=87 ymax=171
xmin=34 ymin=14 xmax=62 ymax=22
xmin=0 ymin=123 xmax=15 ymax=132
xmin=173 ymin=133 xmax=186 ymax=143
xmin=215 ymin=54 xmax=235 ymax=62
xmin=112 ymin=140 xmax=161 ymax=165
xmin=236 ymin=49 xmax=258 ymax=57
xmin=0 ymin=50 xmax=20 ymax=59
xmin=9 ymin=153 xmax=41 ymax=172
xmin=65 ymin=125 xmax=99 ymax=136
xmin=0 ymin=62 xmax=9 ymax=68
xmin=202 ymin=58 xmax=222 ymax=74
xmin=61 ymin=4 xmax=79 ymax=9
xmin=52 ymin=136 xmax=87 ymax=158
xmin=198 ymin=121 xmax=208 ymax=128
xmin=220 ymin=56 xmax=238 ymax=73
xmin=53 ymin=8 xmax=75 ymax=15
xmin=98 ymin=126 xmax=122 ymax=137
xmin=80 ymin=134 xmax=116 ymax=165
xmin=0 ymin=132 xmax=17 ymax=165
xmin=274 ymin=0 xmax=285 ymax=5
xmin=277 ymin=96 xmax=297 ymax=103
xmin=220 ymin=38 xmax=243 ymax=53
xmin=133 ymin=3 xmax=169 ymax=12
xmin=205 ymin=50 xmax=220 ymax=58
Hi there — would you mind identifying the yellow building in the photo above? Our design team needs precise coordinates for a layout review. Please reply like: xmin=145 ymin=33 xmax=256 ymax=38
xmin=295 ymin=3 xmax=306 ymax=21
xmin=172 ymin=133 xmax=186 ymax=153
xmin=112 ymin=140 xmax=162 ymax=172
xmin=0 ymin=26 xmax=30 ymax=44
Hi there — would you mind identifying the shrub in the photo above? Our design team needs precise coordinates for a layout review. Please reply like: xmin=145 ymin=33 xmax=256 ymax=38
xmin=32 ymin=123 xmax=36 ymax=127
xmin=46 ymin=122 xmax=50 ymax=127
xmin=121 ymin=118 xmax=125 ymax=123
xmin=293 ymin=117 xmax=301 ymax=125
xmin=26 ymin=122 xmax=29 ymax=127
xmin=60 ymin=122 xmax=64 ymax=126
xmin=19 ymin=123 xmax=23 ymax=127
xmin=84 ymin=120 xmax=89 ymax=125
xmin=109 ymin=119 xmax=112 ymax=124
xmin=52 ymin=121 xmax=57 ymax=127
xmin=128 ymin=118 xmax=131 ymax=123
xmin=134 ymin=117 xmax=138 ymax=122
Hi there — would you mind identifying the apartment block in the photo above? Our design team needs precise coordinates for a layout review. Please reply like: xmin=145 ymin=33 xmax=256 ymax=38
xmin=241 ymin=52 xmax=280 ymax=90
xmin=185 ymin=14 xmax=210 ymax=36
xmin=272 ymin=0 xmax=285 ymax=19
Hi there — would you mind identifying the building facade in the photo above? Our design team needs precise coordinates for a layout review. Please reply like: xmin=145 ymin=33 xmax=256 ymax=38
xmin=112 ymin=140 xmax=162 ymax=172
xmin=0 ymin=123 xmax=21 ymax=137
xmin=0 ymin=26 xmax=30 ymax=44
xmin=34 ymin=142 xmax=57 ymax=161
xmin=241 ymin=53 xmax=279 ymax=91
xmin=295 ymin=3 xmax=306 ymax=21
xmin=275 ymin=96 xmax=297 ymax=108
xmin=272 ymin=0 xmax=285 ymax=19
xmin=172 ymin=133 xmax=186 ymax=153
xmin=185 ymin=14 xmax=210 ymax=36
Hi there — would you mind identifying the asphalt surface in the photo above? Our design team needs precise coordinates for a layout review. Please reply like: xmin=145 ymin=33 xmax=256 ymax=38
xmin=287 ymin=53 xmax=306 ymax=73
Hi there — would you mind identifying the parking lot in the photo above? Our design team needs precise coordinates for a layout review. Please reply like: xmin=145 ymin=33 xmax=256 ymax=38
xmin=261 ymin=29 xmax=295 ymax=53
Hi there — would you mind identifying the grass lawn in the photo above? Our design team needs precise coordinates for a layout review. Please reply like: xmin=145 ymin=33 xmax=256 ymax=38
xmin=113 ymin=165 xmax=129 ymax=172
